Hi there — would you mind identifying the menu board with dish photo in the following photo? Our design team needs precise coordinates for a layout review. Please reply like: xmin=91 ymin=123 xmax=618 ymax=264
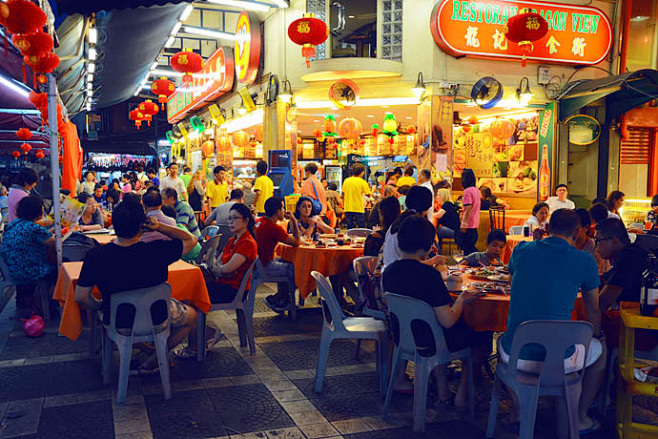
xmin=454 ymin=114 xmax=539 ymax=196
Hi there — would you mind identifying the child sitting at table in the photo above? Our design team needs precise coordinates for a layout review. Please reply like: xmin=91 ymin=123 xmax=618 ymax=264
xmin=461 ymin=229 xmax=506 ymax=267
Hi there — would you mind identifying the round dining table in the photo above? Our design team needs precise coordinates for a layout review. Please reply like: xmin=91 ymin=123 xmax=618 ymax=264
xmin=447 ymin=271 xmax=586 ymax=332
xmin=276 ymin=242 xmax=364 ymax=299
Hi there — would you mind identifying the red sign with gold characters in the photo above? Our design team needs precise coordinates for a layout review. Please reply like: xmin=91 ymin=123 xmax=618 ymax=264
xmin=430 ymin=0 xmax=612 ymax=65
xmin=167 ymin=46 xmax=235 ymax=123
xmin=235 ymin=10 xmax=261 ymax=84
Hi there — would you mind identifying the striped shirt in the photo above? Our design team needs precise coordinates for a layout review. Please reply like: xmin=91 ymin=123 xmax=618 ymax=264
xmin=174 ymin=200 xmax=200 ymax=237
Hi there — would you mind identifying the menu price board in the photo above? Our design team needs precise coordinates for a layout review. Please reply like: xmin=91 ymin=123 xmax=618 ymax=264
xmin=430 ymin=0 xmax=613 ymax=66
xmin=454 ymin=114 xmax=539 ymax=196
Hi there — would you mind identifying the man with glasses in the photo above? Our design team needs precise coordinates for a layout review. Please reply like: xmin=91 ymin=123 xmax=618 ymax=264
xmin=596 ymin=218 xmax=656 ymax=351
xmin=255 ymin=197 xmax=300 ymax=312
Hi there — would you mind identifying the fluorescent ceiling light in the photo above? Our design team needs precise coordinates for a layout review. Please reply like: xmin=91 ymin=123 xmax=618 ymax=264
xmin=268 ymin=0 xmax=289 ymax=8
xmin=165 ymin=36 xmax=176 ymax=48
xmin=88 ymin=28 xmax=97 ymax=45
xmin=630 ymin=16 xmax=650 ymax=22
xmin=223 ymin=109 xmax=264 ymax=133
xmin=206 ymin=0 xmax=269 ymax=12
xmin=133 ymin=88 xmax=141 ymax=96
xmin=86 ymin=82 xmax=92 ymax=90
xmin=150 ymin=61 xmax=159 ymax=71
xmin=0 ymin=73 xmax=31 ymax=98
xmin=142 ymin=84 xmax=152 ymax=90
xmin=88 ymin=47 xmax=97 ymax=60
xmin=151 ymin=69 xmax=184 ymax=77
xmin=184 ymin=26 xmax=237 ymax=41
xmin=87 ymin=73 xmax=94 ymax=82
xmin=171 ymin=21 xmax=182 ymax=36
xmin=0 ymin=109 xmax=41 ymax=115
xmin=180 ymin=4 xmax=194 ymax=21
xmin=87 ymin=63 xmax=95 ymax=73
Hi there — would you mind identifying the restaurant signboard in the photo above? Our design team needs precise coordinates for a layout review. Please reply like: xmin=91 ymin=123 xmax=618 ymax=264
xmin=566 ymin=114 xmax=600 ymax=145
xmin=430 ymin=0 xmax=613 ymax=65
xmin=167 ymin=46 xmax=235 ymax=123
xmin=235 ymin=10 xmax=261 ymax=84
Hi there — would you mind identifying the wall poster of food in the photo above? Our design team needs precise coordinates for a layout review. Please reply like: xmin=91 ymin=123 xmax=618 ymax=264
xmin=453 ymin=114 xmax=539 ymax=196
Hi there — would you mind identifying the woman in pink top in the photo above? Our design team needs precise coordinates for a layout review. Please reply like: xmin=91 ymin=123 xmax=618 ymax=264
xmin=456 ymin=168 xmax=480 ymax=255
xmin=8 ymin=168 xmax=38 ymax=223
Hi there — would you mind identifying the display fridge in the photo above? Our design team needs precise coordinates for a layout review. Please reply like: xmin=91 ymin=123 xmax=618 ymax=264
xmin=325 ymin=165 xmax=343 ymax=192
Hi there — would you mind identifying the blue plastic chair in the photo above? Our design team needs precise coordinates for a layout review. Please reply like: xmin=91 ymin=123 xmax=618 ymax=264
xmin=383 ymin=292 xmax=475 ymax=432
xmin=101 ymin=283 xmax=172 ymax=404
xmin=486 ymin=320 xmax=593 ymax=439
xmin=310 ymin=271 xmax=387 ymax=395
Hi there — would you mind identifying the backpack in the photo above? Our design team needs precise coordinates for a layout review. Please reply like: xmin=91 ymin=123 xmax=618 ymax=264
xmin=62 ymin=232 xmax=100 ymax=262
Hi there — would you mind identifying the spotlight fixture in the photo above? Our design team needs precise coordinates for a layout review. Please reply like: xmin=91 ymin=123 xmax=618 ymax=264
xmin=516 ymin=77 xmax=533 ymax=104
xmin=412 ymin=72 xmax=426 ymax=98
xmin=278 ymin=79 xmax=293 ymax=103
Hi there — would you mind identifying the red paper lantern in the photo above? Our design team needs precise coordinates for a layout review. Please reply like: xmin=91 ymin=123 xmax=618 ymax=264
xmin=491 ymin=119 xmax=516 ymax=139
xmin=338 ymin=117 xmax=362 ymax=140
xmin=12 ymin=29 xmax=53 ymax=56
xmin=504 ymin=9 xmax=549 ymax=67
xmin=216 ymin=136 xmax=229 ymax=150
xmin=24 ymin=51 xmax=59 ymax=85
xmin=11 ymin=150 xmax=20 ymax=159
xmin=137 ymin=100 xmax=159 ymax=126
xmin=170 ymin=50 xmax=204 ymax=83
xmin=35 ymin=149 xmax=44 ymax=159
xmin=150 ymin=77 xmax=176 ymax=109
xmin=28 ymin=91 xmax=47 ymax=108
xmin=406 ymin=125 xmax=416 ymax=135
xmin=3 ymin=0 xmax=46 ymax=35
xmin=232 ymin=131 xmax=249 ymax=147
xmin=20 ymin=142 xmax=31 ymax=154
xmin=287 ymin=13 xmax=328 ymax=68
xmin=312 ymin=128 xmax=323 ymax=139
xmin=129 ymin=108 xmax=145 ymax=130
xmin=201 ymin=141 xmax=215 ymax=157
xmin=16 ymin=127 xmax=32 ymax=140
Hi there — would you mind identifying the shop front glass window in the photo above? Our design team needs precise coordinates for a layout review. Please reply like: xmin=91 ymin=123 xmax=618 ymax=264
xmin=626 ymin=0 xmax=658 ymax=71
xmin=329 ymin=0 xmax=377 ymax=58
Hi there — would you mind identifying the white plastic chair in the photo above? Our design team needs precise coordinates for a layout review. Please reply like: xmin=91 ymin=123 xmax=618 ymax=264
xmin=310 ymin=271 xmax=387 ymax=395
xmin=251 ymin=257 xmax=297 ymax=321
xmin=383 ymin=293 xmax=474 ymax=432
xmin=198 ymin=260 xmax=257 ymax=361
xmin=101 ymin=283 xmax=172 ymax=405
xmin=509 ymin=225 xmax=524 ymax=235
xmin=486 ymin=320 xmax=593 ymax=439
xmin=195 ymin=234 xmax=222 ymax=266
xmin=346 ymin=228 xmax=371 ymax=239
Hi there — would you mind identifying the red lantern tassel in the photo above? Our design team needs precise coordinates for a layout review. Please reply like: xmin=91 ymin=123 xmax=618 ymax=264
xmin=302 ymin=45 xmax=316 ymax=69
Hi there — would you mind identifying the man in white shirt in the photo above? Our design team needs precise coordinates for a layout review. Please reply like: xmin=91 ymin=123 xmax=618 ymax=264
xmin=418 ymin=168 xmax=434 ymax=221
xmin=141 ymin=189 xmax=177 ymax=243
xmin=546 ymin=184 xmax=575 ymax=213
xmin=159 ymin=163 xmax=188 ymax=202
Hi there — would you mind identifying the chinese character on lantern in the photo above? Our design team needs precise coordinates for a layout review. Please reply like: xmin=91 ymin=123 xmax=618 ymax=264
xmin=297 ymin=21 xmax=310 ymax=33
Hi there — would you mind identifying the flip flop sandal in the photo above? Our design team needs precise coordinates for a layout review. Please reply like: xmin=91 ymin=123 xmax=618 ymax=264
xmin=579 ymin=419 xmax=601 ymax=435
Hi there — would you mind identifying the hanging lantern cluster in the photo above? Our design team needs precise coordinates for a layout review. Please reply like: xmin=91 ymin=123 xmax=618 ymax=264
xmin=28 ymin=91 xmax=64 ymax=131
xmin=504 ymin=9 xmax=549 ymax=67
xmin=382 ymin=114 xmax=398 ymax=145
xmin=138 ymin=100 xmax=159 ymax=127
xmin=170 ymin=49 xmax=204 ymax=83
xmin=338 ymin=117 xmax=362 ymax=140
xmin=288 ymin=13 xmax=329 ymax=68
xmin=150 ymin=77 xmax=176 ymax=109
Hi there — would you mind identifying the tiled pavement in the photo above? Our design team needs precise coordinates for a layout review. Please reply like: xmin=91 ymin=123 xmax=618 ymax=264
xmin=0 ymin=284 xmax=649 ymax=438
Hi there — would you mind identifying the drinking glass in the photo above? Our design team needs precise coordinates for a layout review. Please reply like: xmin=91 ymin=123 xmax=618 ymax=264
xmin=452 ymin=249 xmax=464 ymax=270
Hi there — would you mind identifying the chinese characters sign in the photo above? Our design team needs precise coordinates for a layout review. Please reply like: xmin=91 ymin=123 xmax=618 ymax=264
xmin=167 ymin=46 xmax=235 ymax=123
xmin=430 ymin=0 xmax=612 ymax=65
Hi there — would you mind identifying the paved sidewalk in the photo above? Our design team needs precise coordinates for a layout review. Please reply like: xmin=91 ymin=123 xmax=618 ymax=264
xmin=0 ymin=284 xmax=649 ymax=438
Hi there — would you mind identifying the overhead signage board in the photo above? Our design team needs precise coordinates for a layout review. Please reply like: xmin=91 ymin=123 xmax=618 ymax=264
xmin=167 ymin=46 xmax=235 ymax=123
xmin=430 ymin=0 xmax=613 ymax=65
xmin=235 ymin=10 xmax=261 ymax=85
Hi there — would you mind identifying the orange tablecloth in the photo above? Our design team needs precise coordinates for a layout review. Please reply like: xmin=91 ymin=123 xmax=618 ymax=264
xmin=53 ymin=260 xmax=211 ymax=340
xmin=501 ymin=235 xmax=532 ymax=263
xmin=89 ymin=234 xmax=115 ymax=245
xmin=276 ymin=243 xmax=363 ymax=298
xmin=448 ymin=274 xmax=586 ymax=332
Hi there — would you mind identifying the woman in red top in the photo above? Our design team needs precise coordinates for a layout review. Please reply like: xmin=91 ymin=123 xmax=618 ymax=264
xmin=204 ymin=203 xmax=258 ymax=303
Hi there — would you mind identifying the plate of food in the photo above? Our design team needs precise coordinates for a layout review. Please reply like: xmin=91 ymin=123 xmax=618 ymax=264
xmin=487 ymin=274 xmax=510 ymax=283
xmin=319 ymin=234 xmax=338 ymax=239
xmin=466 ymin=268 xmax=497 ymax=280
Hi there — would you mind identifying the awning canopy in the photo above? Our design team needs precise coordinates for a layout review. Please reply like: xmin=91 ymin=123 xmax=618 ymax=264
xmin=54 ymin=0 xmax=189 ymax=15
xmin=557 ymin=69 xmax=658 ymax=123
